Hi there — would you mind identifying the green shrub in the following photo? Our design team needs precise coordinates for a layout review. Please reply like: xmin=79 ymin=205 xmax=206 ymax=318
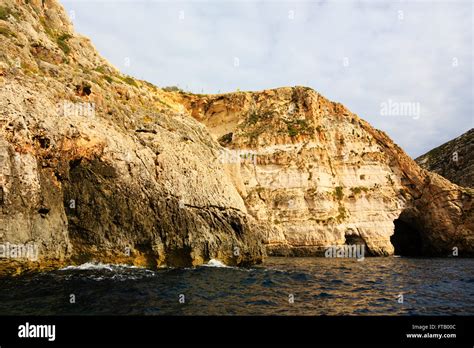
xmin=287 ymin=124 xmax=298 ymax=137
xmin=337 ymin=205 xmax=348 ymax=221
xmin=351 ymin=187 xmax=361 ymax=195
xmin=0 ymin=26 xmax=12 ymax=37
xmin=162 ymin=86 xmax=182 ymax=92
xmin=247 ymin=110 xmax=259 ymax=125
xmin=94 ymin=66 xmax=114 ymax=84
xmin=334 ymin=186 xmax=344 ymax=200
xmin=350 ymin=186 xmax=369 ymax=195
xmin=0 ymin=6 xmax=12 ymax=21
xmin=39 ymin=17 xmax=55 ymax=39
xmin=157 ymin=98 xmax=171 ymax=108
xmin=121 ymin=76 xmax=138 ymax=87
xmin=285 ymin=119 xmax=312 ymax=137
xmin=245 ymin=109 xmax=273 ymax=126
xmin=56 ymin=33 xmax=72 ymax=55
xmin=386 ymin=174 xmax=394 ymax=185
xmin=103 ymin=75 xmax=113 ymax=84
xmin=94 ymin=65 xmax=107 ymax=74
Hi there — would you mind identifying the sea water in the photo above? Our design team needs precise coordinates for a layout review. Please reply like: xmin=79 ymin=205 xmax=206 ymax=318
xmin=0 ymin=257 xmax=473 ymax=315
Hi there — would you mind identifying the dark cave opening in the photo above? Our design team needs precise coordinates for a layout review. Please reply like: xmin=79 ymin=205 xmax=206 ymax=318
xmin=390 ymin=218 xmax=423 ymax=256
xmin=344 ymin=233 xmax=371 ymax=256
xmin=344 ymin=234 xmax=366 ymax=245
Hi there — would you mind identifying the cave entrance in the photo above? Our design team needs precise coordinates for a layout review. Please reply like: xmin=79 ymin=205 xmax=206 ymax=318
xmin=344 ymin=234 xmax=366 ymax=245
xmin=390 ymin=215 xmax=423 ymax=256
xmin=344 ymin=232 xmax=371 ymax=257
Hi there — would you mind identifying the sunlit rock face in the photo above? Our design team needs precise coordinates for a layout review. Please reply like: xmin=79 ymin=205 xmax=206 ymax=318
xmin=0 ymin=0 xmax=472 ymax=277
xmin=0 ymin=0 xmax=265 ymax=275
xmin=179 ymin=87 xmax=474 ymax=257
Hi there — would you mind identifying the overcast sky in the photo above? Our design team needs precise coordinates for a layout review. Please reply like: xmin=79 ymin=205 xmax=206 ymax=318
xmin=62 ymin=0 xmax=473 ymax=158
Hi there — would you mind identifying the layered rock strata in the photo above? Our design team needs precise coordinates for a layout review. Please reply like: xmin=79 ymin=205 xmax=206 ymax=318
xmin=177 ymin=88 xmax=474 ymax=257
xmin=0 ymin=0 xmax=472 ymax=276
xmin=0 ymin=0 xmax=264 ymax=275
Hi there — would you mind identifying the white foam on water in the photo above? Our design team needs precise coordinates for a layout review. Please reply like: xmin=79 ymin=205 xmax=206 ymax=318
xmin=199 ymin=259 xmax=257 ymax=271
xmin=60 ymin=262 xmax=143 ymax=271
xmin=202 ymin=259 xmax=229 ymax=268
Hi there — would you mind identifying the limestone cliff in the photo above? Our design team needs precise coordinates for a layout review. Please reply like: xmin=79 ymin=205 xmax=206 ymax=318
xmin=416 ymin=129 xmax=473 ymax=188
xmin=0 ymin=0 xmax=473 ymax=276
xmin=176 ymin=88 xmax=474 ymax=257
xmin=0 ymin=0 xmax=264 ymax=275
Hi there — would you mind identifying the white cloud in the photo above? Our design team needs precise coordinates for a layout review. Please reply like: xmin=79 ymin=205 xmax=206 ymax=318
xmin=63 ymin=0 xmax=473 ymax=157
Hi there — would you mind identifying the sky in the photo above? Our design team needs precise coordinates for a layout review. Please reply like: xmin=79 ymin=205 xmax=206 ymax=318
xmin=62 ymin=0 xmax=473 ymax=158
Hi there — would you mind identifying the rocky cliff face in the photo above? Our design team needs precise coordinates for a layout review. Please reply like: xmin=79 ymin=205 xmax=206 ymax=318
xmin=0 ymin=0 xmax=264 ymax=275
xmin=177 ymin=88 xmax=474 ymax=257
xmin=415 ymin=129 xmax=473 ymax=188
xmin=0 ymin=0 xmax=473 ymax=276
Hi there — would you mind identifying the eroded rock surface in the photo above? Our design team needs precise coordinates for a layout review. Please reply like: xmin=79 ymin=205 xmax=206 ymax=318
xmin=0 ymin=0 xmax=472 ymax=276
xmin=178 ymin=88 xmax=474 ymax=257
xmin=0 ymin=0 xmax=264 ymax=275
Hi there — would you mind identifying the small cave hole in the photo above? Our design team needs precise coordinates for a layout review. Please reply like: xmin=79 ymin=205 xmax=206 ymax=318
xmin=218 ymin=132 xmax=233 ymax=146
xmin=344 ymin=234 xmax=365 ymax=245
xmin=33 ymin=135 xmax=50 ymax=149
xmin=69 ymin=158 xmax=82 ymax=170
xmin=230 ymin=220 xmax=243 ymax=236
xmin=76 ymin=83 xmax=92 ymax=96
xmin=344 ymin=233 xmax=370 ymax=256
xmin=38 ymin=207 xmax=50 ymax=216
